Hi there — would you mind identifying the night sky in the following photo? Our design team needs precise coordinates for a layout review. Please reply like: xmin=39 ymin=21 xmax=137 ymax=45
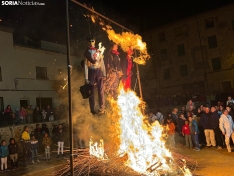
xmin=0 ymin=0 xmax=233 ymax=45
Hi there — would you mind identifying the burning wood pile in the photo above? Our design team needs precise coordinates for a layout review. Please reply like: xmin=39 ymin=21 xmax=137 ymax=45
xmin=51 ymin=147 xmax=197 ymax=176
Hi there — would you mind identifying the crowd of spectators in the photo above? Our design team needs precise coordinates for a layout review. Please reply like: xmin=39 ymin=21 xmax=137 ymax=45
xmin=150 ymin=91 xmax=234 ymax=108
xmin=0 ymin=104 xmax=67 ymax=127
xmin=148 ymin=95 xmax=234 ymax=152
xmin=0 ymin=123 xmax=68 ymax=172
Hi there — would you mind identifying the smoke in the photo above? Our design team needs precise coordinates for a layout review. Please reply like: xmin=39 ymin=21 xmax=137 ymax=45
xmin=66 ymin=66 xmax=113 ymax=148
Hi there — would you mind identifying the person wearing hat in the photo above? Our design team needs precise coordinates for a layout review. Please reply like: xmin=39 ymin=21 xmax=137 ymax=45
xmin=84 ymin=35 xmax=106 ymax=115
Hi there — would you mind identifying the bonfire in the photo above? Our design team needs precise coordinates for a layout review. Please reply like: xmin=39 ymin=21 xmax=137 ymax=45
xmin=51 ymin=87 xmax=196 ymax=176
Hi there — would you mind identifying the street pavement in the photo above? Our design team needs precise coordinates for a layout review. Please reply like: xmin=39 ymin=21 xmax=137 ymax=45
xmin=1 ymin=152 xmax=68 ymax=176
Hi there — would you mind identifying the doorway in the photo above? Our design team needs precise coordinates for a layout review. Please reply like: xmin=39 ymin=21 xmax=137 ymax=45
xmin=36 ymin=98 xmax=52 ymax=110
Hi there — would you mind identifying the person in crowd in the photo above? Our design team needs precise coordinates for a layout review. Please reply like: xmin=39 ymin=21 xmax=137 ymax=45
xmin=219 ymin=109 xmax=234 ymax=152
xmin=42 ymin=133 xmax=52 ymax=161
xmin=177 ymin=113 xmax=186 ymax=146
xmin=209 ymin=93 xmax=216 ymax=106
xmin=188 ymin=116 xmax=200 ymax=151
xmin=217 ymin=105 xmax=224 ymax=116
xmin=171 ymin=108 xmax=178 ymax=130
xmin=45 ymin=105 xmax=53 ymax=122
xmin=167 ymin=118 xmax=175 ymax=149
xmin=211 ymin=106 xmax=223 ymax=150
xmin=31 ymin=135 xmax=40 ymax=163
xmin=4 ymin=105 xmax=14 ymax=126
xmin=41 ymin=124 xmax=50 ymax=137
xmin=180 ymin=107 xmax=187 ymax=118
xmin=52 ymin=125 xmax=58 ymax=145
xmin=155 ymin=109 xmax=164 ymax=124
xmin=19 ymin=107 xmax=27 ymax=124
xmin=182 ymin=120 xmax=193 ymax=149
xmin=34 ymin=124 xmax=42 ymax=151
xmin=56 ymin=124 xmax=65 ymax=158
xmin=200 ymin=106 xmax=216 ymax=148
xmin=104 ymin=42 xmax=122 ymax=99
xmin=21 ymin=126 xmax=32 ymax=166
xmin=226 ymin=106 xmax=234 ymax=121
xmin=26 ymin=105 xmax=34 ymax=123
xmin=34 ymin=106 xmax=42 ymax=123
xmin=41 ymin=109 xmax=47 ymax=122
xmin=0 ymin=140 xmax=9 ymax=172
xmin=8 ymin=138 xmax=18 ymax=170
xmin=14 ymin=108 xmax=20 ymax=125
xmin=186 ymin=100 xmax=196 ymax=112
xmin=54 ymin=106 xmax=60 ymax=120
xmin=226 ymin=96 xmax=234 ymax=107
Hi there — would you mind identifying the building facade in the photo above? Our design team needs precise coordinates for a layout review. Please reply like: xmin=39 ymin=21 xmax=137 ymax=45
xmin=141 ymin=3 xmax=234 ymax=97
xmin=0 ymin=26 xmax=82 ymax=112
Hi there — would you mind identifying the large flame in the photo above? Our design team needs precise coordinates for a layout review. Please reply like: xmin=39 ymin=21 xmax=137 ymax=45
xmin=89 ymin=14 xmax=150 ymax=65
xmin=116 ymin=87 xmax=172 ymax=175
xmin=106 ymin=86 xmax=192 ymax=175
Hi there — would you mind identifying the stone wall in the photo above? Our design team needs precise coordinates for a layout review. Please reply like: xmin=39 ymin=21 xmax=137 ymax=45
xmin=0 ymin=119 xmax=69 ymax=154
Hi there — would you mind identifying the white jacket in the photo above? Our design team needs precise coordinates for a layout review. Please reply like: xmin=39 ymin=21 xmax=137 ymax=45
xmin=219 ymin=114 xmax=234 ymax=137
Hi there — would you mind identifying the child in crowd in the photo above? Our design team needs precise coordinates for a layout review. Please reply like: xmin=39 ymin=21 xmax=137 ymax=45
xmin=188 ymin=116 xmax=200 ymax=151
xmin=167 ymin=118 xmax=176 ymax=149
xmin=42 ymin=133 xmax=52 ymax=161
xmin=8 ymin=138 xmax=18 ymax=170
xmin=182 ymin=120 xmax=193 ymax=149
xmin=41 ymin=109 xmax=47 ymax=122
xmin=0 ymin=140 xmax=9 ymax=172
xmin=31 ymin=135 xmax=40 ymax=163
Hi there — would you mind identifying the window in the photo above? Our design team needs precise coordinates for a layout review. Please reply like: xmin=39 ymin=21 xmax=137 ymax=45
xmin=180 ymin=64 xmax=188 ymax=76
xmin=0 ymin=67 xmax=2 ymax=81
xmin=159 ymin=32 xmax=165 ymax=42
xmin=205 ymin=18 xmax=214 ymax=28
xmin=208 ymin=35 xmax=217 ymax=49
xmin=161 ymin=48 xmax=168 ymax=60
xmin=232 ymin=19 xmax=234 ymax=30
xmin=177 ymin=44 xmax=185 ymax=56
xmin=163 ymin=68 xmax=171 ymax=80
xmin=36 ymin=66 xmax=47 ymax=79
xmin=211 ymin=57 xmax=221 ymax=71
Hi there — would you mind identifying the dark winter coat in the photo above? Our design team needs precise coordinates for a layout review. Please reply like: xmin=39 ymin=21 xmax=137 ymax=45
xmin=56 ymin=128 xmax=65 ymax=142
xmin=200 ymin=112 xmax=213 ymax=129
xmin=8 ymin=142 xmax=18 ymax=155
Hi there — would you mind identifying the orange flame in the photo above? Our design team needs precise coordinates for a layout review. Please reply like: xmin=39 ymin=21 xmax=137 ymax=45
xmin=89 ymin=14 xmax=150 ymax=65
xmin=105 ymin=85 xmax=192 ymax=175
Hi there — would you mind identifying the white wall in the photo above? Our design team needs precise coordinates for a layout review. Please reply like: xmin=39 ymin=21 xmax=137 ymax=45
xmin=0 ymin=29 xmax=81 ymax=111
